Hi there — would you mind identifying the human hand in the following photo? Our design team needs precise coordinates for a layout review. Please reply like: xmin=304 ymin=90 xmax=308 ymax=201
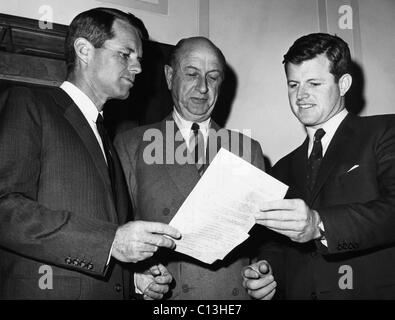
xmin=255 ymin=199 xmax=321 ymax=243
xmin=111 ymin=221 xmax=181 ymax=263
xmin=135 ymin=264 xmax=173 ymax=300
xmin=242 ymin=260 xmax=276 ymax=300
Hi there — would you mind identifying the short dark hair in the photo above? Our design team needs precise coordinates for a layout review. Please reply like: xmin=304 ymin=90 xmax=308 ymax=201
xmin=167 ymin=37 xmax=226 ymax=76
xmin=65 ymin=7 xmax=148 ymax=74
xmin=283 ymin=33 xmax=351 ymax=82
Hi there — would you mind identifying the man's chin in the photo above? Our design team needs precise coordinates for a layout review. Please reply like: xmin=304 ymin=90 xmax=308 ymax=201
xmin=187 ymin=112 xmax=212 ymax=122
xmin=114 ymin=89 xmax=130 ymax=100
xmin=121 ymin=92 xmax=130 ymax=99
xmin=189 ymin=104 xmax=212 ymax=115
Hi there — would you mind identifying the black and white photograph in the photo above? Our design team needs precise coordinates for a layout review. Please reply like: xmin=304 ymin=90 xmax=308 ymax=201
xmin=0 ymin=0 xmax=394 ymax=315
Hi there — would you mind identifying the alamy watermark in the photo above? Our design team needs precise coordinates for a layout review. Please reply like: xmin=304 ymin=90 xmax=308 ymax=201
xmin=338 ymin=265 xmax=353 ymax=290
xmin=338 ymin=5 xmax=353 ymax=30
xmin=38 ymin=5 xmax=53 ymax=30
xmin=38 ymin=265 xmax=53 ymax=290
xmin=142 ymin=121 xmax=252 ymax=167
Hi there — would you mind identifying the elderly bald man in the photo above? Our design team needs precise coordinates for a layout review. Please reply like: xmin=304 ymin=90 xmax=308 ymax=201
xmin=115 ymin=37 xmax=268 ymax=299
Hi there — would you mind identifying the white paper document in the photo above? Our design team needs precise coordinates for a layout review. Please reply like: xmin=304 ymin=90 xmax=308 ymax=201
xmin=169 ymin=148 xmax=288 ymax=264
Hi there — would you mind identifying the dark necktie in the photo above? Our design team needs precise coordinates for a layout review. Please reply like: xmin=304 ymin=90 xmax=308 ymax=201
xmin=307 ymin=128 xmax=326 ymax=193
xmin=96 ymin=114 xmax=117 ymax=202
xmin=190 ymin=122 xmax=206 ymax=176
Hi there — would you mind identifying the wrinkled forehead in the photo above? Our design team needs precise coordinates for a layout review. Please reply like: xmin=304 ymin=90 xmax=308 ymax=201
xmin=177 ymin=42 xmax=224 ymax=72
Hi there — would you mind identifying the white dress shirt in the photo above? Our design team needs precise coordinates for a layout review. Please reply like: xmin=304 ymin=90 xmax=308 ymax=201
xmin=172 ymin=108 xmax=211 ymax=152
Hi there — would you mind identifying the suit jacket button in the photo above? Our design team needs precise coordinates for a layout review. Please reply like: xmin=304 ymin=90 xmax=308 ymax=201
xmin=182 ymin=284 xmax=189 ymax=293
xmin=163 ymin=208 xmax=170 ymax=216
xmin=87 ymin=263 xmax=93 ymax=270
xmin=232 ymin=288 xmax=239 ymax=296
xmin=115 ymin=284 xmax=122 ymax=292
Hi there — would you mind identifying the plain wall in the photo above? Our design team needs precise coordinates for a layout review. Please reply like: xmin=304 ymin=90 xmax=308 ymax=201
xmin=358 ymin=0 xmax=395 ymax=117
xmin=210 ymin=0 xmax=319 ymax=165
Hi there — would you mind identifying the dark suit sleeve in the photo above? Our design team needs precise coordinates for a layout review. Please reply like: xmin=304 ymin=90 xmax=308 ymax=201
xmin=318 ymin=117 xmax=395 ymax=255
xmin=114 ymin=130 xmax=142 ymax=298
xmin=250 ymin=139 xmax=265 ymax=171
xmin=0 ymin=87 xmax=117 ymax=276
xmin=114 ymin=130 xmax=139 ymax=214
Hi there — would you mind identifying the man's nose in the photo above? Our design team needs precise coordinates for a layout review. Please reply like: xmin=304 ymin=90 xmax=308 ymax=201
xmin=127 ymin=60 xmax=142 ymax=75
xmin=296 ymin=85 xmax=309 ymax=100
xmin=197 ymin=76 xmax=208 ymax=94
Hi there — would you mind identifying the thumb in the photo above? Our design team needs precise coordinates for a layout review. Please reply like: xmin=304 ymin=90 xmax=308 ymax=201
xmin=149 ymin=265 xmax=161 ymax=276
xmin=257 ymin=260 xmax=270 ymax=275
xmin=156 ymin=263 xmax=169 ymax=275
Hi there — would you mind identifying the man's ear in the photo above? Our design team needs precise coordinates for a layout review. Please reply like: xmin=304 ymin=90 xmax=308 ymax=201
xmin=74 ymin=37 xmax=93 ymax=66
xmin=164 ymin=64 xmax=173 ymax=90
xmin=339 ymin=73 xmax=352 ymax=96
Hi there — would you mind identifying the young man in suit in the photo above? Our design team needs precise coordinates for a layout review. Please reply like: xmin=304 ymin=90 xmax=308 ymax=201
xmin=243 ymin=33 xmax=395 ymax=299
xmin=115 ymin=37 xmax=266 ymax=299
xmin=0 ymin=7 xmax=180 ymax=300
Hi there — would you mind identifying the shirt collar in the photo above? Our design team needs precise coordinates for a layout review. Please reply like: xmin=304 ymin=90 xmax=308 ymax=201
xmin=172 ymin=108 xmax=211 ymax=135
xmin=60 ymin=81 xmax=102 ymax=123
xmin=306 ymin=108 xmax=348 ymax=156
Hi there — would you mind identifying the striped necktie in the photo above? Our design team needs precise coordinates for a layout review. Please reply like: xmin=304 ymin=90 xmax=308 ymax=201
xmin=189 ymin=122 xmax=206 ymax=176
xmin=96 ymin=114 xmax=117 ymax=202
xmin=307 ymin=128 xmax=326 ymax=193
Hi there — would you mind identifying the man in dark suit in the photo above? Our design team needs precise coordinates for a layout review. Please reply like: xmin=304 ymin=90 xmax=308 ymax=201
xmin=243 ymin=33 xmax=395 ymax=299
xmin=0 ymin=7 xmax=180 ymax=300
xmin=115 ymin=37 xmax=266 ymax=299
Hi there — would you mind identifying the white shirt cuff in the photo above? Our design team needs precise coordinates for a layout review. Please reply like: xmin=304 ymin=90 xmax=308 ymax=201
xmin=106 ymin=241 xmax=114 ymax=265
xmin=134 ymin=273 xmax=143 ymax=294
xmin=319 ymin=220 xmax=328 ymax=247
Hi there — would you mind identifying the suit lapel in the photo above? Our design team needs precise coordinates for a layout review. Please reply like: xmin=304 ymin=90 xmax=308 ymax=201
xmin=161 ymin=117 xmax=201 ymax=199
xmin=310 ymin=114 xmax=356 ymax=204
xmin=52 ymin=89 xmax=118 ymax=223
xmin=206 ymin=120 xmax=222 ymax=163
